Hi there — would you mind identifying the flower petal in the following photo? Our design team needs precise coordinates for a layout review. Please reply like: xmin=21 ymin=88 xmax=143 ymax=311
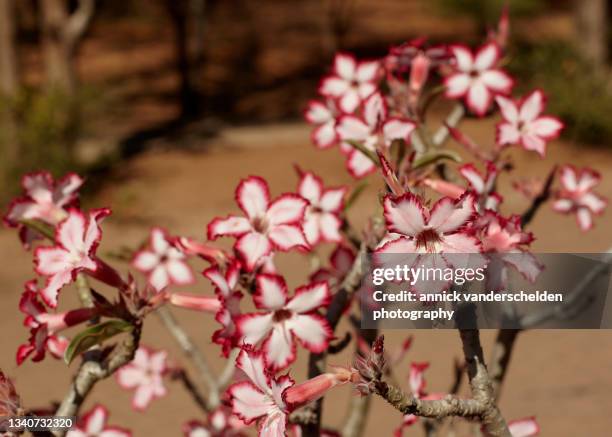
xmin=286 ymin=282 xmax=331 ymax=313
xmin=263 ymin=325 xmax=296 ymax=370
xmin=334 ymin=53 xmax=356 ymax=80
xmin=207 ymin=216 xmax=252 ymax=239
xmin=383 ymin=193 xmax=426 ymax=237
xmin=228 ymin=381 xmax=271 ymax=424
xmin=268 ymin=225 xmax=308 ymax=251
xmin=320 ymin=187 xmax=346 ymax=212
xmin=519 ymin=90 xmax=544 ymax=123
xmin=255 ymin=274 xmax=288 ymax=310
xmin=337 ymin=116 xmax=371 ymax=141
xmin=235 ymin=232 xmax=272 ymax=271
xmin=495 ymin=95 xmax=519 ymax=123
xmin=236 ymin=313 xmax=275 ymax=346
xmin=474 ymin=42 xmax=500 ymax=71
xmin=266 ymin=195 xmax=308 ymax=226
xmin=287 ymin=314 xmax=331 ymax=353
xmin=236 ymin=177 xmax=270 ymax=220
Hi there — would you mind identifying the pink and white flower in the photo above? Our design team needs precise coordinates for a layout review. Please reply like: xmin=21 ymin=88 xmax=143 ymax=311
xmin=553 ymin=165 xmax=607 ymax=231
xmin=310 ymin=244 xmax=355 ymax=285
xmin=132 ymin=228 xmax=195 ymax=292
xmin=17 ymin=280 xmax=94 ymax=365
xmin=304 ymin=99 xmax=339 ymax=149
xmin=319 ymin=53 xmax=379 ymax=113
xmin=203 ymin=260 xmax=243 ymax=357
xmin=444 ymin=42 xmax=513 ymax=116
xmin=34 ymin=208 xmax=110 ymax=307
xmin=116 ymin=347 xmax=168 ymax=411
xmin=67 ymin=405 xmax=131 ymax=437
xmin=4 ymin=172 xmax=83 ymax=248
xmin=508 ymin=417 xmax=540 ymax=437
xmin=207 ymin=176 xmax=308 ymax=271
xmin=235 ymin=274 xmax=332 ymax=370
xmin=459 ymin=162 xmax=502 ymax=211
xmin=337 ymin=92 xmax=416 ymax=178
xmin=495 ymin=89 xmax=563 ymax=156
xmin=297 ymin=171 xmax=347 ymax=245
xmin=377 ymin=193 xmax=482 ymax=256
xmin=227 ymin=348 xmax=294 ymax=437
xmin=476 ymin=212 xmax=542 ymax=291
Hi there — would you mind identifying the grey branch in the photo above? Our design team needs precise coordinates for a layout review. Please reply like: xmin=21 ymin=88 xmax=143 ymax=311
xmin=433 ymin=105 xmax=465 ymax=146
xmin=64 ymin=0 xmax=95 ymax=51
xmin=156 ymin=306 xmax=220 ymax=409
xmin=53 ymin=326 xmax=141 ymax=437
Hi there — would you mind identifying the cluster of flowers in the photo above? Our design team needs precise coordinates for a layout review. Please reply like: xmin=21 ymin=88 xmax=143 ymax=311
xmin=1 ymin=10 xmax=607 ymax=437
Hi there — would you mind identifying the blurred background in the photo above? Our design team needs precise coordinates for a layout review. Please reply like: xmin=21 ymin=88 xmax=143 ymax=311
xmin=1 ymin=1 xmax=612 ymax=436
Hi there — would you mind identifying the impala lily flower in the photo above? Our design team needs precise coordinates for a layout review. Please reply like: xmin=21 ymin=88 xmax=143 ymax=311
xmin=132 ymin=228 xmax=195 ymax=292
xmin=67 ymin=405 xmax=131 ymax=437
xmin=4 ymin=172 xmax=83 ymax=248
xmin=444 ymin=42 xmax=513 ymax=116
xmin=235 ymin=274 xmax=332 ymax=370
xmin=319 ymin=53 xmax=379 ymax=113
xmin=377 ymin=193 xmax=483 ymax=256
xmin=207 ymin=176 xmax=309 ymax=271
xmin=168 ymin=292 xmax=222 ymax=312
xmin=227 ymin=348 xmax=294 ymax=437
xmin=116 ymin=347 xmax=168 ymax=411
xmin=507 ymin=417 xmax=540 ymax=437
xmin=34 ymin=208 xmax=110 ymax=307
xmin=17 ymin=281 xmax=94 ymax=365
xmin=476 ymin=212 xmax=542 ymax=291
xmin=495 ymin=89 xmax=563 ymax=157
xmin=204 ymin=261 xmax=243 ymax=357
xmin=553 ymin=165 xmax=607 ymax=231
xmin=337 ymin=92 xmax=416 ymax=178
xmin=183 ymin=407 xmax=247 ymax=437
xmin=459 ymin=162 xmax=502 ymax=210
xmin=304 ymin=99 xmax=339 ymax=149
xmin=297 ymin=171 xmax=347 ymax=245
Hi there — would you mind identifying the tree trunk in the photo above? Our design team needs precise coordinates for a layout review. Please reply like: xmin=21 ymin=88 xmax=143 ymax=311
xmin=0 ymin=0 xmax=19 ymax=165
xmin=166 ymin=0 xmax=200 ymax=118
xmin=574 ymin=0 xmax=608 ymax=68
xmin=40 ymin=0 xmax=76 ymax=95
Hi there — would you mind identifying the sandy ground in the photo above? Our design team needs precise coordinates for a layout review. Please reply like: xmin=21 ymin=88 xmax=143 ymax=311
xmin=1 ymin=117 xmax=612 ymax=436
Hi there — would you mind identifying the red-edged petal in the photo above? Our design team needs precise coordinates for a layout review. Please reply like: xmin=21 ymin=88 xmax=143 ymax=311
xmin=286 ymin=314 xmax=332 ymax=354
xmin=519 ymin=90 xmax=544 ymax=122
xmin=255 ymin=274 xmax=288 ymax=310
xmin=333 ymin=53 xmax=357 ymax=80
xmin=236 ymin=176 xmax=270 ymax=220
xmin=337 ymin=115 xmax=371 ymax=141
xmin=235 ymin=232 xmax=272 ymax=271
xmin=228 ymin=381 xmax=271 ymax=424
xmin=428 ymin=194 xmax=475 ymax=234
xmin=474 ymin=42 xmax=500 ymax=71
xmin=266 ymin=194 xmax=308 ymax=226
xmin=286 ymin=282 xmax=331 ymax=313
xmin=262 ymin=325 xmax=297 ymax=370
xmin=207 ymin=215 xmax=252 ymax=240
xmin=495 ymin=95 xmax=519 ymax=123
xmin=444 ymin=73 xmax=470 ymax=98
xmin=320 ymin=187 xmax=347 ymax=213
xmin=382 ymin=118 xmax=416 ymax=145
xmin=267 ymin=224 xmax=308 ymax=251
xmin=383 ymin=193 xmax=426 ymax=237
xmin=312 ymin=122 xmax=338 ymax=149
xmin=298 ymin=172 xmax=323 ymax=204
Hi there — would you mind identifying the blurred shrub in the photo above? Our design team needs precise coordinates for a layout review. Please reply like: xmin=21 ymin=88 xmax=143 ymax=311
xmin=508 ymin=40 xmax=612 ymax=146
xmin=0 ymin=89 xmax=83 ymax=200
xmin=434 ymin=0 xmax=545 ymax=32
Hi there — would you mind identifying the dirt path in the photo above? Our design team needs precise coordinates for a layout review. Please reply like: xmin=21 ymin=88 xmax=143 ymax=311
xmin=1 ymin=120 xmax=611 ymax=436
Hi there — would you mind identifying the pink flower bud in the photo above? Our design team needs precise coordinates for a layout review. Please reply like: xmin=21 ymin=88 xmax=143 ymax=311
xmin=409 ymin=53 xmax=431 ymax=94
xmin=422 ymin=178 xmax=465 ymax=199
xmin=168 ymin=292 xmax=222 ymax=313
xmin=283 ymin=367 xmax=355 ymax=408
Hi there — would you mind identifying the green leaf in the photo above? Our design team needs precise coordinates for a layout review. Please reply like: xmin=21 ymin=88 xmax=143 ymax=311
xmin=345 ymin=181 xmax=368 ymax=211
xmin=412 ymin=150 xmax=462 ymax=169
xmin=64 ymin=320 xmax=133 ymax=364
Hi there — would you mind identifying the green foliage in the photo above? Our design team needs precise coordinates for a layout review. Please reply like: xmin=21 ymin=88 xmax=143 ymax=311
xmin=0 ymin=88 xmax=84 ymax=200
xmin=64 ymin=319 xmax=134 ymax=364
xmin=508 ymin=40 xmax=612 ymax=146
xmin=434 ymin=0 xmax=545 ymax=31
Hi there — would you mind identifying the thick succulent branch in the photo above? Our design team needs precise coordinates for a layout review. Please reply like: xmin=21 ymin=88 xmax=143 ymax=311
xmin=53 ymin=325 xmax=141 ymax=437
